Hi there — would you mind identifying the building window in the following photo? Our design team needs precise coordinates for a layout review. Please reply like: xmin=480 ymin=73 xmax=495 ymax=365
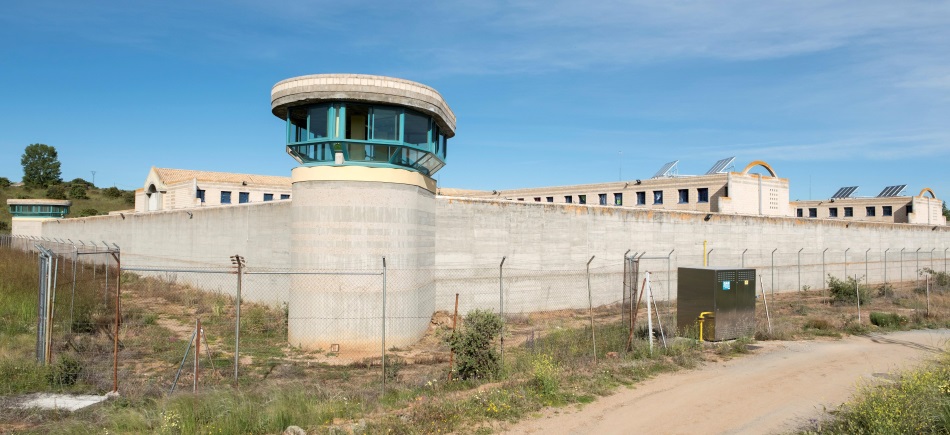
xmin=829 ymin=207 xmax=838 ymax=218
xmin=678 ymin=189 xmax=689 ymax=204
xmin=239 ymin=192 xmax=250 ymax=204
xmin=546 ymin=197 xmax=554 ymax=203
xmin=907 ymin=204 xmax=914 ymax=214
xmin=844 ymin=207 xmax=853 ymax=217
xmin=808 ymin=208 xmax=817 ymax=218
xmin=221 ymin=191 xmax=231 ymax=204
xmin=636 ymin=192 xmax=646 ymax=205
xmin=264 ymin=193 xmax=274 ymax=202
xmin=882 ymin=206 xmax=893 ymax=216
xmin=534 ymin=197 xmax=541 ymax=202
xmin=796 ymin=208 xmax=803 ymax=217
xmin=653 ymin=191 xmax=663 ymax=205
xmin=196 ymin=189 xmax=206 ymax=203
xmin=697 ymin=188 xmax=709 ymax=203
xmin=599 ymin=193 xmax=607 ymax=205
xmin=578 ymin=195 xmax=586 ymax=205
xmin=565 ymin=195 xmax=572 ymax=204
xmin=614 ymin=193 xmax=622 ymax=206
xmin=866 ymin=206 xmax=876 ymax=217
xmin=280 ymin=194 xmax=290 ymax=200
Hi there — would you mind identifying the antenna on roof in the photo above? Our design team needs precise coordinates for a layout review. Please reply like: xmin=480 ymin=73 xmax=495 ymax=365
xmin=704 ymin=157 xmax=736 ymax=175
xmin=651 ymin=160 xmax=679 ymax=179
xmin=877 ymin=184 xmax=907 ymax=197
xmin=831 ymin=186 xmax=859 ymax=199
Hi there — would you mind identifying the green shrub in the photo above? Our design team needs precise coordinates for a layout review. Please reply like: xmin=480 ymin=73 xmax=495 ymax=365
xmin=0 ymin=176 xmax=10 ymax=188
xmin=384 ymin=354 xmax=404 ymax=383
xmin=869 ymin=311 xmax=907 ymax=328
xmin=46 ymin=184 xmax=67 ymax=200
xmin=923 ymin=268 xmax=950 ymax=288
xmin=102 ymin=186 xmax=123 ymax=198
xmin=446 ymin=310 xmax=503 ymax=380
xmin=68 ymin=183 xmax=88 ymax=199
xmin=78 ymin=208 xmax=99 ymax=217
xmin=827 ymin=275 xmax=871 ymax=305
xmin=122 ymin=190 xmax=135 ymax=206
xmin=47 ymin=354 xmax=82 ymax=387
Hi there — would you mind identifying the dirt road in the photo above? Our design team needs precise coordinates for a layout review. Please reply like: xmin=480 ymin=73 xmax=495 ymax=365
xmin=504 ymin=329 xmax=950 ymax=435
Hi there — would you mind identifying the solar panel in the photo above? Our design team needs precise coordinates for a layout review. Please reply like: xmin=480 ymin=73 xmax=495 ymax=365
xmin=652 ymin=160 xmax=679 ymax=178
xmin=704 ymin=157 xmax=736 ymax=175
xmin=876 ymin=184 xmax=907 ymax=197
xmin=831 ymin=186 xmax=859 ymax=198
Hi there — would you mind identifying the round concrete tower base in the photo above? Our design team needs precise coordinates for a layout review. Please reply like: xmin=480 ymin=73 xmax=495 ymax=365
xmin=287 ymin=166 xmax=436 ymax=353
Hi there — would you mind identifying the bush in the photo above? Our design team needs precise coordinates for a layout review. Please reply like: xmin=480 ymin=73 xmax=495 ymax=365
xmin=69 ymin=177 xmax=94 ymax=188
xmin=122 ymin=191 xmax=135 ymax=206
xmin=0 ymin=221 xmax=8 ymax=232
xmin=922 ymin=268 xmax=950 ymax=288
xmin=47 ymin=354 xmax=82 ymax=387
xmin=46 ymin=184 xmax=67 ymax=200
xmin=78 ymin=208 xmax=99 ymax=217
xmin=69 ymin=184 xmax=88 ymax=199
xmin=0 ymin=176 xmax=10 ymax=188
xmin=446 ymin=310 xmax=503 ymax=380
xmin=102 ymin=186 xmax=123 ymax=198
xmin=827 ymin=275 xmax=871 ymax=305
xmin=869 ymin=312 xmax=907 ymax=328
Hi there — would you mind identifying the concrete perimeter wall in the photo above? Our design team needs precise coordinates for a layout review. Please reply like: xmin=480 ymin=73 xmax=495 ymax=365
xmin=33 ymin=195 xmax=950 ymax=317
xmin=434 ymin=197 xmax=950 ymax=313
xmin=40 ymin=202 xmax=292 ymax=305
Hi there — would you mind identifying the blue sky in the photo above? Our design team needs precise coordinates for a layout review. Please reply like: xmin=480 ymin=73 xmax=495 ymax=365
xmin=2 ymin=1 xmax=949 ymax=201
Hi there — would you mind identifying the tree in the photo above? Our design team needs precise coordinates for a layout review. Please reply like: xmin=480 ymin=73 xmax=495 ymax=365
xmin=69 ymin=178 xmax=94 ymax=189
xmin=21 ymin=144 xmax=62 ymax=188
xmin=102 ymin=186 xmax=122 ymax=198
xmin=0 ymin=177 xmax=10 ymax=188
xmin=943 ymin=201 xmax=949 ymax=220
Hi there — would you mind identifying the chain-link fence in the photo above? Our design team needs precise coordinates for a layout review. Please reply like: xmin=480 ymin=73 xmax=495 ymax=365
xmin=2 ymin=234 xmax=949 ymax=398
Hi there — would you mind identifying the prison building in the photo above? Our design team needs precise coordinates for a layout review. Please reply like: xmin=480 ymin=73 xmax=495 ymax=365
xmin=440 ymin=159 xmax=793 ymax=217
xmin=134 ymin=167 xmax=292 ymax=212
xmin=790 ymin=185 xmax=947 ymax=226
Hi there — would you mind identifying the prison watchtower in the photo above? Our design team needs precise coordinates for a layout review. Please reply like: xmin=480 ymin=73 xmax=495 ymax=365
xmin=271 ymin=74 xmax=456 ymax=350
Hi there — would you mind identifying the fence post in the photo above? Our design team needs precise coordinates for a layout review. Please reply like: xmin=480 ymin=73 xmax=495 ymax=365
xmin=667 ymin=249 xmax=674 ymax=304
xmin=844 ymin=248 xmax=850 ymax=279
xmin=230 ymin=254 xmax=245 ymax=386
xmin=586 ymin=255 xmax=596 ymax=364
xmin=381 ymin=256 xmax=387 ymax=397
xmin=797 ymin=248 xmax=803 ymax=291
xmin=822 ymin=248 xmax=828 ymax=294
xmin=771 ymin=249 xmax=777 ymax=297
xmin=916 ymin=248 xmax=921 ymax=289
xmin=883 ymin=248 xmax=889 ymax=296
xmin=865 ymin=249 xmax=870 ymax=288
xmin=110 ymin=248 xmax=121 ymax=396
xmin=900 ymin=248 xmax=905 ymax=286
xmin=70 ymin=246 xmax=77 ymax=333
xmin=855 ymin=275 xmax=861 ymax=323
xmin=499 ymin=256 xmax=506 ymax=369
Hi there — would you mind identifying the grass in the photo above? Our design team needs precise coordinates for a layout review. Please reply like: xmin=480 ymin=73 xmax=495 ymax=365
xmin=4 ymin=242 xmax=950 ymax=433
xmin=801 ymin=352 xmax=950 ymax=434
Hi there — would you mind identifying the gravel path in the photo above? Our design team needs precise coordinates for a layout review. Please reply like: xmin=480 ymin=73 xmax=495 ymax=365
xmin=503 ymin=329 xmax=950 ymax=435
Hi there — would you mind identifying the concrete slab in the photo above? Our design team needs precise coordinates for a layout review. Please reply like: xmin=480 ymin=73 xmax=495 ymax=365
xmin=16 ymin=393 xmax=108 ymax=412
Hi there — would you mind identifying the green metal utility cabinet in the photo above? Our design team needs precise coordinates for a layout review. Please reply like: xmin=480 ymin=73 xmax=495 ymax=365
xmin=677 ymin=267 xmax=756 ymax=341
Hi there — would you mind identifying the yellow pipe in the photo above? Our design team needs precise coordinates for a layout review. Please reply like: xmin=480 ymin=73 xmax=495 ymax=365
xmin=703 ymin=240 xmax=708 ymax=267
xmin=698 ymin=311 xmax=715 ymax=342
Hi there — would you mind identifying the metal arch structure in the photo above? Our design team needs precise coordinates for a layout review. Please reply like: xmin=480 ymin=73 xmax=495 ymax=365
xmin=918 ymin=187 xmax=938 ymax=199
xmin=739 ymin=160 xmax=778 ymax=178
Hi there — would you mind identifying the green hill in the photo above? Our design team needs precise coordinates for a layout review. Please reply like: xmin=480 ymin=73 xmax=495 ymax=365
xmin=0 ymin=184 xmax=135 ymax=234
